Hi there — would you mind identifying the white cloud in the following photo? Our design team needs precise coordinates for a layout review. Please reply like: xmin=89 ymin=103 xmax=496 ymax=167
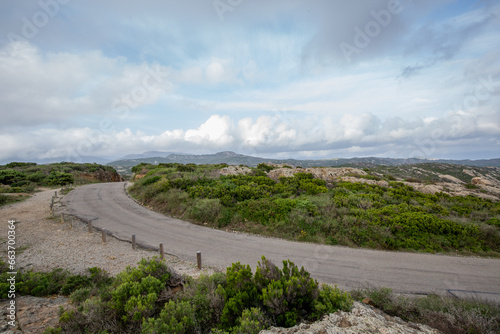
xmin=205 ymin=58 xmax=240 ymax=84
xmin=1 ymin=108 xmax=499 ymax=163
xmin=185 ymin=115 xmax=234 ymax=146
xmin=0 ymin=42 xmax=173 ymax=129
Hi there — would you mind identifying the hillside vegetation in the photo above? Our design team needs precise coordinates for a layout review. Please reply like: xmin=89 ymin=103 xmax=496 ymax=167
xmin=0 ymin=162 xmax=122 ymax=206
xmin=129 ymin=163 xmax=500 ymax=257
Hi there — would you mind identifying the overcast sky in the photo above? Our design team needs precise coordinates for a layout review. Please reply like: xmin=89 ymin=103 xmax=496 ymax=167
xmin=0 ymin=0 xmax=499 ymax=163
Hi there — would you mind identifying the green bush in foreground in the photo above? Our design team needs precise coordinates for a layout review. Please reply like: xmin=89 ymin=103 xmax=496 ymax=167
xmin=43 ymin=256 xmax=352 ymax=333
xmin=141 ymin=300 xmax=197 ymax=334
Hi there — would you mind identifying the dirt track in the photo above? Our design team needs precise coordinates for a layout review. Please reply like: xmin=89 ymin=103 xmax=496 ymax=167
xmin=61 ymin=182 xmax=500 ymax=302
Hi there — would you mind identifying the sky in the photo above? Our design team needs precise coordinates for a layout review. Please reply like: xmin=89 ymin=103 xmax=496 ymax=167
xmin=0 ymin=0 xmax=499 ymax=163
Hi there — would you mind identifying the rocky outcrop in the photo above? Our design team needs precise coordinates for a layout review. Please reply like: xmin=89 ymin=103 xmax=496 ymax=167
xmin=471 ymin=177 xmax=494 ymax=186
xmin=340 ymin=176 xmax=389 ymax=188
xmin=267 ymin=167 xmax=367 ymax=182
xmin=261 ymin=301 xmax=440 ymax=334
xmin=220 ymin=165 xmax=253 ymax=176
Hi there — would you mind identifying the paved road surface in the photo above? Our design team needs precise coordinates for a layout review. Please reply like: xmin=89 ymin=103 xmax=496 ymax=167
xmin=62 ymin=182 xmax=500 ymax=302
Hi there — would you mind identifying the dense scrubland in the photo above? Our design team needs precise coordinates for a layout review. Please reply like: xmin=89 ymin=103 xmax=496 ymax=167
xmin=130 ymin=163 xmax=500 ymax=256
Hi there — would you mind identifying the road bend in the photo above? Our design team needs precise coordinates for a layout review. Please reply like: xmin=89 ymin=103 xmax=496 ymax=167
xmin=61 ymin=182 xmax=500 ymax=302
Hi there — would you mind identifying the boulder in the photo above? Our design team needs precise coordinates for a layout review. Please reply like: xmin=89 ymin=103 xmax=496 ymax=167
xmin=471 ymin=177 xmax=493 ymax=186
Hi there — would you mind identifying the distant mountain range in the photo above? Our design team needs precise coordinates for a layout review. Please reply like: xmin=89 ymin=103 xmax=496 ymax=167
xmin=107 ymin=151 xmax=500 ymax=175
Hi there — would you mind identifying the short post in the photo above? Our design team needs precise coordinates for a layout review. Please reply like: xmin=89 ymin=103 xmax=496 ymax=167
xmin=102 ymin=229 xmax=107 ymax=244
xmin=159 ymin=243 xmax=164 ymax=259
xmin=88 ymin=221 xmax=92 ymax=233
xmin=69 ymin=217 xmax=72 ymax=229
xmin=60 ymin=213 xmax=64 ymax=224
xmin=132 ymin=234 xmax=136 ymax=250
xmin=54 ymin=191 xmax=57 ymax=198
xmin=197 ymin=251 xmax=202 ymax=270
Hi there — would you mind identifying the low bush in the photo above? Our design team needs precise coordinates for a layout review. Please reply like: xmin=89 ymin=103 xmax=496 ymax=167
xmin=142 ymin=300 xmax=197 ymax=334
xmin=0 ymin=267 xmax=111 ymax=299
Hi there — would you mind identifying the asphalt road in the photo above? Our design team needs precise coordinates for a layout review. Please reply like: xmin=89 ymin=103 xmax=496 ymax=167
xmin=61 ymin=182 xmax=500 ymax=302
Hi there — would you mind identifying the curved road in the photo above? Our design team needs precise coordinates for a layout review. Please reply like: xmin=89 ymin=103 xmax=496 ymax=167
xmin=62 ymin=182 xmax=500 ymax=302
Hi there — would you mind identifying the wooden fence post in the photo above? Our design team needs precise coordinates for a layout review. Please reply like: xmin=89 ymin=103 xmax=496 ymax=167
xmin=88 ymin=221 xmax=92 ymax=233
xmin=159 ymin=243 xmax=164 ymax=259
xmin=102 ymin=229 xmax=107 ymax=243
xmin=132 ymin=234 xmax=136 ymax=250
xmin=197 ymin=251 xmax=202 ymax=270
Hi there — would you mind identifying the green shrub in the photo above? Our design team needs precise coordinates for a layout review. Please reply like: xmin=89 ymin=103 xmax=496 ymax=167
xmin=28 ymin=171 xmax=47 ymax=183
xmin=312 ymin=284 xmax=353 ymax=318
xmin=110 ymin=257 xmax=173 ymax=322
xmin=61 ymin=275 xmax=92 ymax=295
xmin=131 ymin=163 xmax=152 ymax=173
xmin=188 ymin=198 xmax=222 ymax=223
xmin=70 ymin=287 xmax=92 ymax=303
xmin=234 ymin=307 xmax=268 ymax=334
xmin=177 ymin=164 xmax=196 ymax=172
xmin=176 ymin=273 xmax=227 ymax=330
xmin=5 ymin=162 xmax=37 ymax=168
xmin=254 ymin=257 xmax=281 ymax=290
xmin=0 ymin=267 xmax=108 ymax=299
xmin=141 ymin=175 xmax=161 ymax=186
xmin=257 ymin=163 xmax=275 ymax=172
xmin=261 ymin=260 xmax=319 ymax=327
xmin=111 ymin=275 xmax=163 ymax=322
xmin=48 ymin=171 xmax=74 ymax=186
xmin=0 ymin=170 xmax=27 ymax=185
xmin=141 ymin=300 xmax=197 ymax=334
xmin=221 ymin=263 xmax=258 ymax=329
xmin=486 ymin=218 xmax=500 ymax=227
xmin=16 ymin=269 xmax=69 ymax=297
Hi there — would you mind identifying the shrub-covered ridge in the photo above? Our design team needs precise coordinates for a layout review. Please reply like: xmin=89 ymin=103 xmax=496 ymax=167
xmin=0 ymin=162 xmax=122 ymax=195
xmin=129 ymin=163 xmax=500 ymax=256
